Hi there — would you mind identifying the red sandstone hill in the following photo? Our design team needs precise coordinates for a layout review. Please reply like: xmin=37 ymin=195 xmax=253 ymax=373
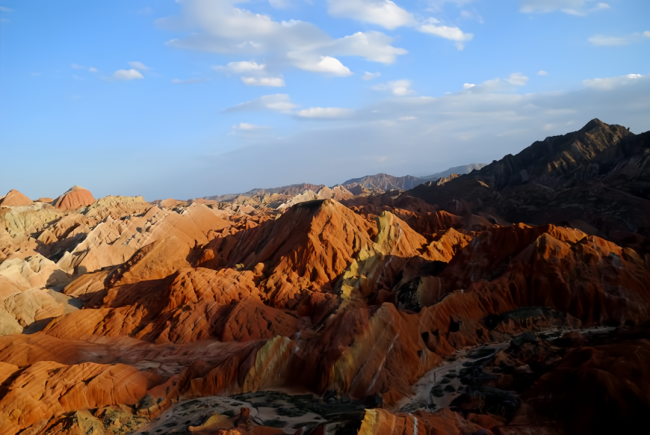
xmin=0 ymin=189 xmax=33 ymax=207
xmin=54 ymin=185 xmax=96 ymax=210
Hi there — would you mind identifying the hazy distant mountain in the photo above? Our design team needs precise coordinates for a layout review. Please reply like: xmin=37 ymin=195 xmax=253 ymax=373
xmin=420 ymin=163 xmax=487 ymax=181
xmin=341 ymin=173 xmax=423 ymax=191
xmin=204 ymin=164 xmax=486 ymax=201
xmin=205 ymin=183 xmax=324 ymax=202
xmin=341 ymin=164 xmax=487 ymax=192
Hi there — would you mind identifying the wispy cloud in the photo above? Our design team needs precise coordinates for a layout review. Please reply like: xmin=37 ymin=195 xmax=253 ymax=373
xmin=326 ymin=0 xmax=415 ymax=30
xmin=372 ymin=79 xmax=414 ymax=96
xmin=213 ymin=61 xmax=267 ymax=75
xmin=362 ymin=72 xmax=381 ymax=81
xmin=241 ymin=77 xmax=286 ymax=87
xmin=214 ymin=61 xmax=285 ymax=86
xmin=520 ymin=0 xmax=610 ymax=16
xmin=113 ymin=69 xmax=144 ymax=81
xmin=224 ymin=94 xmax=299 ymax=113
xmin=459 ymin=9 xmax=484 ymax=24
xmin=295 ymin=107 xmax=354 ymax=118
xmin=72 ymin=64 xmax=98 ymax=72
xmin=589 ymin=32 xmax=650 ymax=46
xmin=129 ymin=61 xmax=150 ymax=71
xmin=418 ymin=19 xmax=474 ymax=50
xmin=583 ymin=73 xmax=645 ymax=90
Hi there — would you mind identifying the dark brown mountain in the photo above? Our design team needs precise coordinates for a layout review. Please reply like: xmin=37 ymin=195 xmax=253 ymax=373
xmin=407 ymin=119 xmax=650 ymax=249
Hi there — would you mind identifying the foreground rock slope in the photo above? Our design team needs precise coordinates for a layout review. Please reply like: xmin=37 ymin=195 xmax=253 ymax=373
xmin=0 ymin=120 xmax=649 ymax=434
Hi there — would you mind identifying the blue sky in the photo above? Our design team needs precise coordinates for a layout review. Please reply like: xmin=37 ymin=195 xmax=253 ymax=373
xmin=1 ymin=0 xmax=649 ymax=200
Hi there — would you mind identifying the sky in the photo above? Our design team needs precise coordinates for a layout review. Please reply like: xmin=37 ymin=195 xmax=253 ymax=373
xmin=1 ymin=0 xmax=649 ymax=200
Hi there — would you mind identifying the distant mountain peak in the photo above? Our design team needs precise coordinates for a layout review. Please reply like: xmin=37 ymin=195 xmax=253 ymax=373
xmin=579 ymin=118 xmax=607 ymax=132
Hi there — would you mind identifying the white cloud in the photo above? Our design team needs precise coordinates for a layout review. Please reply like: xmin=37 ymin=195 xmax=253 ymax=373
xmin=538 ymin=70 xmax=548 ymax=76
xmin=373 ymin=79 xmax=414 ymax=96
xmin=232 ymin=122 xmax=271 ymax=130
xmin=225 ymin=94 xmax=299 ymax=113
xmin=589 ymin=32 xmax=649 ymax=46
xmin=213 ymin=61 xmax=267 ymax=74
xmin=88 ymin=67 xmax=98 ymax=73
xmin=645 ymin=31 xmax=650 ymax=38
xmin=113 ymin=69 xmax=144 ymax=81
xmin=462 ymin=73 xmax=529 ymax=94
xmin=520 ymin=0 xmax=610 ymax=15
xmin=241 ymin=76 xmax=286 ymax=86
xmin=0 ymin=6 xmax=12 ymax=12
xmin=172 ymin=78 xmax=207 ymax=84
xmin=213 ymin=61 xmax=284 ymax=85
xmin=583 ymin=73 xmax=644 ymax=90
xmin=507 ymin=72 xmax=529 ymax=86
xmin=295 ymin=107 xmax=354 ymax=118
xmin=398 ymin=116 xmax=417 ymax=121
xmin=588 ymin=35 xmax=628 ymax=46
xmin=418 ymin=21 xmax=473 ymax=50
xmin=159 ymin=0 xmax=406 ymax=75
xmin=326 ymin=0 xmax=414 ymax=30
xmin=326 ymin=31 xmax=407 ymax=64
xmin=293 ymin=56 xmax=352 ymax=76
xmin=129 ymin=61 xmax=150 ymax=71
xmin=362 ymin=72 xmax=381 ymax=81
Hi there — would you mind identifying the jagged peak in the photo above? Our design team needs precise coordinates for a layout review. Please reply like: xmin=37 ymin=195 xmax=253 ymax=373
xmin=579 ymin=118 xmax=609 ymax=133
